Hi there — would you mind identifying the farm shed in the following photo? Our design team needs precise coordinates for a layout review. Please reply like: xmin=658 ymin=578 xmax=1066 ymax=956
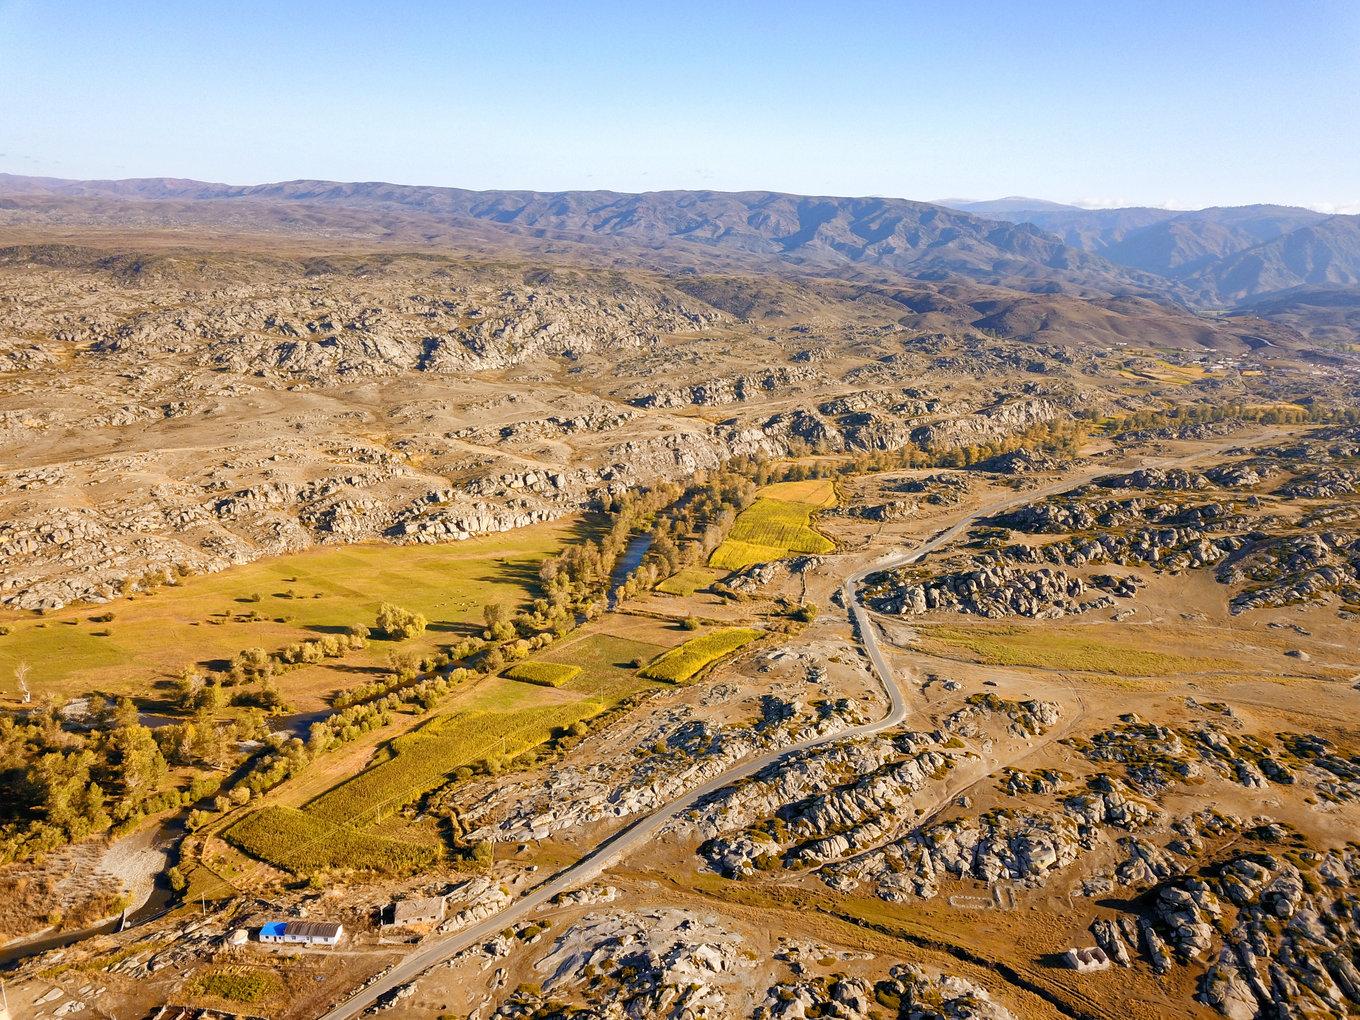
xmin=259 ymin=919 xmax=344 ymax=945
xmin=388 ymin=895 xmax=447 ymax=926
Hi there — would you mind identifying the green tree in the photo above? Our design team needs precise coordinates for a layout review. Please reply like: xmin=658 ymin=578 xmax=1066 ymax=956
xmin=376 ymin=602 xmax=428 ymax=641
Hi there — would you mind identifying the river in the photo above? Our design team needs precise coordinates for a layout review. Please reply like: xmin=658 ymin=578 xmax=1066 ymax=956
xmin=607 ymin=534 xmax=653 ymax=608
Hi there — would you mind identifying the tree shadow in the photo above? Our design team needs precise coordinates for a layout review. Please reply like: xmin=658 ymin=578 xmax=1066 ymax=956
xmin=325 ymin=663 xmax=389 ymax=677
xmin=429 ymin=620 xmax=480 ymax=636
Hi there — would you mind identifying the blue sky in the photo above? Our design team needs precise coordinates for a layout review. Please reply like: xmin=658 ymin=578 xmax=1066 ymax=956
xmin=2 ymin=0 xmax=1357 ymax=210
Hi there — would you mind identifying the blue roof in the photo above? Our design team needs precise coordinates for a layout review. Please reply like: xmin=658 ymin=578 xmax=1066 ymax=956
xmin=260 ymin=921 xmax=287 ymax=936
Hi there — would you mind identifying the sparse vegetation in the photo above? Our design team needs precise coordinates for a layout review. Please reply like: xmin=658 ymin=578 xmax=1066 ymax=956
xmin=915 ymin=623 xmax=1246 ymax=675
xmin=187 ymin=964 xmax=285 ymax=1004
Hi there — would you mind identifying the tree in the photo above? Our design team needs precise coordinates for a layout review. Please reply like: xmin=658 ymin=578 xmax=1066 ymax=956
xmin=110 ymin=696 xmax=140 ymax=730
xmin=109 ymin=723 xmax=168 ymax=796
xmin=482 ymin=602 xmax=509 ymax=630
xmin=14 ymin=661 xmax=31 ymax=704
xmin=376 ymin=602 xmax=427 ymax=641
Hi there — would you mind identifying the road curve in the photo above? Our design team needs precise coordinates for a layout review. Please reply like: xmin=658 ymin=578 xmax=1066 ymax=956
xmin=318 ymin=441 xmax=1259 ymax=1018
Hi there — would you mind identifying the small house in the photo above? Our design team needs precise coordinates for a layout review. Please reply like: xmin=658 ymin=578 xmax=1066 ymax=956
xmin=259 ymin=920 xmax=343 ymax=946
xmin=388 ymin=895 xmax=446 ymax=927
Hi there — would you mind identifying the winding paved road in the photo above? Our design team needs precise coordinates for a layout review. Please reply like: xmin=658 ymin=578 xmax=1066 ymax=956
xmin=318 ymin=441 xmax=1263 ymax=1018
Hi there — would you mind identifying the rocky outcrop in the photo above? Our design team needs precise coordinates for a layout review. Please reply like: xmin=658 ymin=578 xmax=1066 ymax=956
xmin=1218 ymin=530 xmax=1360 ymax=614
xmin=910 ymin=398 xmax=1060 ymax=452
xmin=457 ymin=693 xmax=862 ymax=845
xmin=972 ymin=447 xmax=1063 ymax=474
xmin=1276 ymin=467 xmax=1358 ymax=500
xmin=865 ymin=561 xmax=1116 ymax=619
xmin=629 ymin=366 xmax=823 ymax=408
xmin=1096 ymin=467 xmax=1210 ymax=491
xmin=870 ymin=965 xmax=1017 ymax=1020
xmin=491 ymin=909 xmax=753 ymax=1020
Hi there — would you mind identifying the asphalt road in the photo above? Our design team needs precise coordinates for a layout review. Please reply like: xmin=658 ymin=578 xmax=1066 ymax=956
xmin=317 ymin=441 xmax=1257 ymax=1018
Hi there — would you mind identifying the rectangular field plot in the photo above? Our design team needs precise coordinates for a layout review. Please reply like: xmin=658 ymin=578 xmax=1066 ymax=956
xmin=305 ymin=702 xmax=603 ymax=827
xmin=709 ymin=479 xmax=836 ymax=571
xmin=639 ymin=627 xmax=761 ymax=683
xmin=534 ymin=631 xmax=670 ymax=702
xmin=656 ymin=565 xmax=725 ymax=596
xmin=223 ymin=805 xmax=440 ymax=875
xmin=504 ymin=661 xmax=583 ymax=687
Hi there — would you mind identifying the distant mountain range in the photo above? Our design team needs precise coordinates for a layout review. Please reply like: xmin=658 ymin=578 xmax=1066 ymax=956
xmin=940 ymin=198 xmax=1360 ymax=304
xmin=2 ymin=174 xmax=1358 ymax=316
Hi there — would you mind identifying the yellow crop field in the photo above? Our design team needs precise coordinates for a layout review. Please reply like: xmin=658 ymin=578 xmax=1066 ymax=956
xmin=639 ymin=627 xmax=761 ymax=683
xmin=223 ymin=805 xmax=440 ymax=875
xmin=306 ymin=703 xmax=602 ymax=827
xmin=709 ymin=478 xmax=836 ymax=571
xmin=656 ymin=565 xmax=725 ymax=596
xmin=504 ymin=661 xmax=583 ymax=687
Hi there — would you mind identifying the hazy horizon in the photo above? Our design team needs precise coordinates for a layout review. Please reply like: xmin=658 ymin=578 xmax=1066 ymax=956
xmin=3 ymin=1 xmax=1358 ymax=213
xmin=1 ymin=169 xmax=1354 ymax=218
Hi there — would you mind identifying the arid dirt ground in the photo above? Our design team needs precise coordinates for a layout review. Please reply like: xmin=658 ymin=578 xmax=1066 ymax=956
xmin=1 ymin=223 xmax=1358 ymax=1020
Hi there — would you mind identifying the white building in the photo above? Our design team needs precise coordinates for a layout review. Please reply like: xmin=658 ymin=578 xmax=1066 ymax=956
xmin=258 ymin=920 xmax=343 ymax=946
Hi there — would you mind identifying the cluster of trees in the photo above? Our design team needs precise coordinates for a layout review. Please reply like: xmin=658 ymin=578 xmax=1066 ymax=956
xmin=1095 ymin=400 xmax=1315 ymax=437
xmin=609 ymin=470 xmax=759 ymax=600
xmin=375 ymin=603 xmax=427 ymax=640
xmin=0 ymin=696 xmax=257 ymax=863
xmin=18 ymin=406 xmax=1162 ymax=857
xmin=171 ymin=628 xmax=373 ymax=716
xmin=708 ymin=420 xmax=1087 ymax=485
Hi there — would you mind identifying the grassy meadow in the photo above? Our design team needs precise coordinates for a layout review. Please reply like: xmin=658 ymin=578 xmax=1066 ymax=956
xmin=0 ymin=516 xmax=583 ymax=710
xmin=656 ymin=565 xmax=725 ymax=597
xmin=709 ymin=478 xmax=836 ymax=571
xmin=913 ymin=623 xmax=1251 ymax=676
